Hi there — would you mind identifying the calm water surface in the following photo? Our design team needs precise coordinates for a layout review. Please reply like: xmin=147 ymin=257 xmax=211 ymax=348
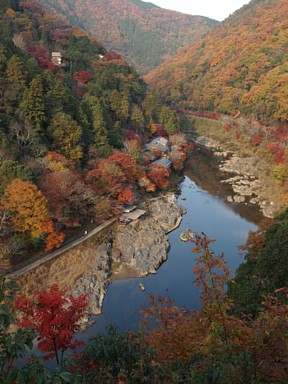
xmin=81 ymin=152 xmax=262 ymax=340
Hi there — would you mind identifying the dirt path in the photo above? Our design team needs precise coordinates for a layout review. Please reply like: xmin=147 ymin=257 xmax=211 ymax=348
xmin=6 ymin=217 xmax=118 ymax=279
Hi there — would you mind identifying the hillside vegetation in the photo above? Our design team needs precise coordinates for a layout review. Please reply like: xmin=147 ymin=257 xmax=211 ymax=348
xmin=146 ymin=0 xmax=288 ymax=121
xmin=0 ymin=0 xmax=187 ymax=268
xmin=1 ymin=222 xmax=287 ymax=383
xmin=147 ymin=0 xmax=288 ymax=208
xmin=34 ymin=0 xmax=218 ymax=73
xmin=0 ymin=2 xmax=287 ymax=382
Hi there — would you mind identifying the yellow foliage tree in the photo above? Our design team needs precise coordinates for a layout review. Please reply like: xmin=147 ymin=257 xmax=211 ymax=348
xmin=2 ymin=179 xmax=64 ymax=251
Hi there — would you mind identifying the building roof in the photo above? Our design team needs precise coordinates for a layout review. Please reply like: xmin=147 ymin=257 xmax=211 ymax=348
xmin=122 ymin=205 xmax=137 ymax=213
xmin=121 ymin=209 xmax=146 ymax=221
xmin=147 ymin=136 xmax=170 ymax=152
xmin=151 ymin=158 xmax=172 ymax=169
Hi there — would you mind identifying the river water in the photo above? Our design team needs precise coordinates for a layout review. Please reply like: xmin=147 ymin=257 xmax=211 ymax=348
xmin=80 ymin=150 xmax=263 ymax=341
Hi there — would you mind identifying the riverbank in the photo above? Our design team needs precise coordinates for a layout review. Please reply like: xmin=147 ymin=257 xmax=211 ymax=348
xmin=182 ymin=114 xmax=284 ymax=218
xmin=15 ymin=194 xmax=184 ymax=326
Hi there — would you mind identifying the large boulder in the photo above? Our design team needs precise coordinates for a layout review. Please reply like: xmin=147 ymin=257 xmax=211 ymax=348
xmin=147 ymin=195 xmax=183 ymax=233
xmin=112 ymin=217 xmax=170 ymax=276
xmin=112 ymin=195 xmax=184 ymax=276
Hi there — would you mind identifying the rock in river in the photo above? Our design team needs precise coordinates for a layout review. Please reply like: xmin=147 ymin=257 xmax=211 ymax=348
xmin=180 ymin=229 xmax=195 ymax=242
xmin=112 ymin=195 xmax=183 ymax=276
xmin=112 ymin=217 xmax=170 ymax=276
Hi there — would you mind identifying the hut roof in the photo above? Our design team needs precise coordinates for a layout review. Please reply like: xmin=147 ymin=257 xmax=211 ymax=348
xmin=151 ymin=158 xmax=172 ymax=169
xmin=121 ymin=209 xmax=146 ymax=221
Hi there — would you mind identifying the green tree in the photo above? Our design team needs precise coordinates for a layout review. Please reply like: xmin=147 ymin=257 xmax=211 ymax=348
xmin=109 ymin=89 xmax=130 ymax=122
xmin=108 ymin=120 xmax=123 ymax=148
xmin=19 ymin=75 xmax=45 ymax=132
xmin=84 ymin=95 xmax=112 ymax=158
xmin=160 ymin=105 xmax=179 ymax=135
xmin=6 ymin=55 xmax=26 ymax=86
xmin=0 ymin=160 xmax=33 ymax=196
xmin=0 ymin=274 xmax=36 ymax=384
xmin=228 ymin=210 xmax=288 ymax=317
xmin=142 ymin=91 xmax=161 ymax=122
xmin=131 ymin=104 xmax=144 ymax=132
xmin=45 ymin=78 xmax=68 ymax=116
xmin=0 ymin=44 xmax=7 ymax=75
xmin=48 ymin=112 xmax=83 ymax=165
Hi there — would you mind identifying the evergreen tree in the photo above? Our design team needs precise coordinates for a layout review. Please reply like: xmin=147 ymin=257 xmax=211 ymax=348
xmin=6 ymin=55 xmax=26 ymax=86
xmin=19 ymin=75 xmax=45 ymax=132
xmin=109 ymin=89 xmax=129 ymax=122
xmin=0 ymin=45 xmax=7 ymax=76
xmin=48 ymin=112 xmax=83 ymax=165
xmin=0 ymin=160 xmax=33 ymax=196
xmin=131 ymin=104 xmax=144 ymax=133
xmin=108 ymin=120 xmax=123 ymax=148
xmin=119 ymin=93 xmax=130 ymax=122
xmin=46 ymin=78 xmax=68 ymax=116
xmin=142 ymin=91 xmax=161 ymax=122
xmin=160 ymin=106 xmax=179 ymax=135
xmin=84 ymin=95 xmax=112 ymax=158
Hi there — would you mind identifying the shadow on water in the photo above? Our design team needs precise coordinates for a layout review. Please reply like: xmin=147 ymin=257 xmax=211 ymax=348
xmin=80 ymin=150 xmax=263 ymax=340
xmin=185 ymin=148 xmax=263 ymax=225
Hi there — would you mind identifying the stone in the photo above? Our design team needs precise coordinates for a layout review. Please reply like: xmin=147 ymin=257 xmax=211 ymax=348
xmin=73 ymin=243 xmax=111 ymax=317
xmin=233 ymin=195 xmax=246 ymax=203
xmin=112 ymin=217 xmax=170 ymax=277
xmin=147 ymin=196 xmax=183 ymax=233
xmin=180 ymin=229 xmax=195 ymax=242
xmin=111 ymin=196 xmax=183 ymax=277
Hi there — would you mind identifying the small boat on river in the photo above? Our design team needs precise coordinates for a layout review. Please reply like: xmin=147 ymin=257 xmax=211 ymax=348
xmin=139 ymin=283 xmax=145 ymax=291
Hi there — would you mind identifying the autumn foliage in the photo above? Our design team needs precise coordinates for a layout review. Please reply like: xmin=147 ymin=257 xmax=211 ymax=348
xmin=86 ymin=153 xmax=144 ymax=199
xmin=146 ymin=164 xmax=170 ymax=190
xmin=35 ymin=0 xmax=218 ymax=72
xmin=141 ymin=234 xmax=288 ymax=383
xmin=73 ymin=70 xmax=93 ymax=84
xmin=147 ymin=0 xmax=288 ymax=125
xmin=1 ymin=229 xmax=287 ymax=382
xmin=2 ymin=179 xmax=64 ymax=251
xmin=15 ymin=284 xmax=88 ymax=364
xmin=118 ymin=188 xmax=134 ymax=203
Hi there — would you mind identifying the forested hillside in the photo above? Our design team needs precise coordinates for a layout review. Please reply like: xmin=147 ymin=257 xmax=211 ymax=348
xmin=0 ymin=3 xmax=287 ymax=382
xmin=33 ymin=0 xmax=218 ymax=73
xmin=0 ymin=0 xmax=186 ymax=267
xmin=147 ymin=0 xmax=288 ymax=122
xmin=147 ymin=0 xmax=288 ymax=207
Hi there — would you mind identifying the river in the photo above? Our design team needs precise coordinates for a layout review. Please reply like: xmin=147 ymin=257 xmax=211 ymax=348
xmin=80 ymin=149 xmax=263 ymax=341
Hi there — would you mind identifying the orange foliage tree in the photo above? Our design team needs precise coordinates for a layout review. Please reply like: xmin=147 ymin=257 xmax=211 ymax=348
xmin=146 ymin=164 xmax=170 ymax=189
xmin=118 ymin=188 xmax=134 ymax=203
xmin=141 ymin=234 xmax=288 ymax=382
xmin=2 ymin=179 xmax=64 ymax=251
xmin=86 ymin=153 xmax=144 ymax=199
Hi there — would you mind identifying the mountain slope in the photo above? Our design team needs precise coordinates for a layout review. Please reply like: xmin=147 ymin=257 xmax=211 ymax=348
xmin=34 ymin=0 xmax=218 ymax=73
xmin=0 ymin=0 xmax=184 ymax=262
xmin=146 ymin=0 xmax=288 ymax=122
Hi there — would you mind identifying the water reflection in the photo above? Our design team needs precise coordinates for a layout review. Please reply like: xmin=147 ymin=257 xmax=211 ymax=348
xmin=16 ymin=149 xmax=263 ymax=340
xmin=185 ymin=150 xmax=263 ymax=225
xmin=81 ymin=165 xmax=261 ymax=339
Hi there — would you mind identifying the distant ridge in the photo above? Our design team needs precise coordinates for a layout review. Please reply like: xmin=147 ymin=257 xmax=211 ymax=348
xmin=146 ymin=0 xmax=288 ymax=123
xmin=35 ymin=0 xmax=219 ymax=73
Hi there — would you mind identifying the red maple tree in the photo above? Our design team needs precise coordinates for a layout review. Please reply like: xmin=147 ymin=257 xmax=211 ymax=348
xmin=15 ymin=284 xmax=88 ymax=364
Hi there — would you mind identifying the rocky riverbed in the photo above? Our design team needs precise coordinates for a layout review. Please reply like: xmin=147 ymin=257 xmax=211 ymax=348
xmin=72 ymin=194 xmax=184 ymax=324
xmin=16 ymin=194 xmax=184 ymax=328
xmin=193 ymin=136 xmax=280 ymax=218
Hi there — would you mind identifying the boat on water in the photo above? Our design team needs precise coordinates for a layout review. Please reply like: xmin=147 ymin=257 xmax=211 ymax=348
xmin=139 ymin=283 xmax=145 ymax=291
